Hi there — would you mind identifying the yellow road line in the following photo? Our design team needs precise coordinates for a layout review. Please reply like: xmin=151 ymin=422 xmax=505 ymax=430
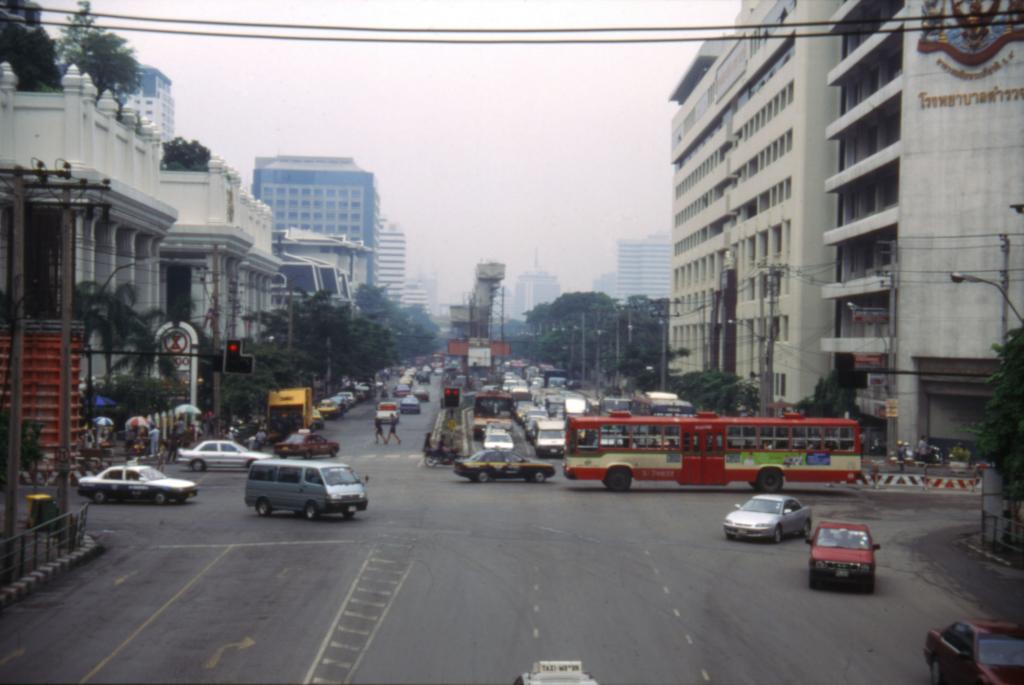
xmin=79 ymin=545 xmax=233 ymax=684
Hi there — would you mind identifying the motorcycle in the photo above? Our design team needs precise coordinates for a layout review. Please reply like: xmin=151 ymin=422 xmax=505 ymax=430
xmin=424 ymin=446 xmax=458 ymax=467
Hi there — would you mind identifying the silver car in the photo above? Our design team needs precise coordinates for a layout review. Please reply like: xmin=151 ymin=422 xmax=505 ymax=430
xmin=177 ymin=440 xmax=272 ymax=472
xmin=723 ymin=494 xmax=812 ymax=543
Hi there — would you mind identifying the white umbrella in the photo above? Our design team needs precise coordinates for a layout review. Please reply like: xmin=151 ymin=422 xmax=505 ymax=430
xmin=93 ymin=416 xmax=113 ymax=426
xmin=125 ymin=416 xmax=152 ymax=429
xmin=174 ymin=403 xmax=201 ymax=416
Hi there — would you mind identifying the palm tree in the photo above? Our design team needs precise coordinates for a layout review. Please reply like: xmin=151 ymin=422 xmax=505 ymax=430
xmin=112 ymin=306 xmax=176 ymax=378
xmin=75 ymin=281 xmax=145 ymax=383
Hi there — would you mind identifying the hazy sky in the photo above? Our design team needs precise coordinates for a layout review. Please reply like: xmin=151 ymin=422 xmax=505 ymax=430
xmin=44 ymin=0 xmax=741 ymax=304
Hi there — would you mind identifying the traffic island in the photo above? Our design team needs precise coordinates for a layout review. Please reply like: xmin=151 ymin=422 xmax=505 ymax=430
xmin=0 ymin=534 xmax=104 ymax=613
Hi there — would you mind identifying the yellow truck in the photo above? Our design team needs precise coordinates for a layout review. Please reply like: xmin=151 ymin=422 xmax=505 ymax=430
xmin=267 ymin=387 xmax=313 ymax=442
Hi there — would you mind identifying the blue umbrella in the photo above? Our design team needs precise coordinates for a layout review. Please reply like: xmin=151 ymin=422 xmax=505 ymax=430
xmin=92 ymin=395 xmax=117 ymax=408
xmin=92 ymin=416 xmax=114 ymax=426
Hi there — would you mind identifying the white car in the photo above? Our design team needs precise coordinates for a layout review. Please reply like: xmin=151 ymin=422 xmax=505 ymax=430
xmin=723 ymin=495 xmax=813 ymax=543
xmin=176 ymin=440 xmax=273 ymax=472
xmin=483 ymin=430 xmax=515 ymax=451
xmin=78 ymin=465 xmax=198 ymax=504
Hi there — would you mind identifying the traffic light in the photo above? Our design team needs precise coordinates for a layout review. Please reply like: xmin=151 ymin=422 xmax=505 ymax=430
xmin=443 ymin=386 xmax=461 ymax=408
xmin=223 ymin=339 xmax=254 ymax=374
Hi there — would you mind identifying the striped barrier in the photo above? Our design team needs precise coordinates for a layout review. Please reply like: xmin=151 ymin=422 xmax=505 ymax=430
xmin=856 ymin=473 xmax=980 ymax=490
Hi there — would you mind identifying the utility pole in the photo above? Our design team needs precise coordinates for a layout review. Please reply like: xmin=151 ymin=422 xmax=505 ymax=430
xmin=615 ymin=310 xmax=621 ymax=393
xmin=764 ymin=267 xmax=781 ymax=418
xmin=57 ymin=187 xmax=74 ymax=514
xmin=884 ymin=240 xmax=899 ymax=460
xmin=4 ymin=174 xmax=25 ymax=539
xmin=211 ymin=245 xmax=222 ymax=437
xmin=580 ymin=312 xmax=586 ymax=386
xmin=1000 ymin=234 xmax=1010 ymax=341
xmin=758 ymin=272 xmax=768 ymax=415
xmin=287 ymin=280 xmax=294 ymax=350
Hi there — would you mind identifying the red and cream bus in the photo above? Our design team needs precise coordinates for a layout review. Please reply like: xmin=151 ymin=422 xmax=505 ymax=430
xmin=563 ymin=412 xmax=861 ymax=492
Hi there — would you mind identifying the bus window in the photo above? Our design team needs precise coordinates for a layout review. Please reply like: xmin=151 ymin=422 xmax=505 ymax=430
xmin=600 ymin=424 xmax=630 ymax=448
xmin=576 ymin=429 xmax=598 ymax=451
xmin=726 ymin=425 xmax=744 ymax=449
xmin=797 ymin=426 xmax=822 ymax=450
xmin=704 ymin=433 xmax=722 ymax=454
xmin=767 ymin=426 xmax=790 ymax=450
xmin=741 ymin=425 xmax=757 ymax=449
xmin=633 ymin=424 xmax=662 ymax=449
xmin=664 ymin=425 xmax=681 ymax=449
xmin=838 ymin=427 xmax=855 ymax=451
xmin=823 ymin=427 xmax=841 ymax=450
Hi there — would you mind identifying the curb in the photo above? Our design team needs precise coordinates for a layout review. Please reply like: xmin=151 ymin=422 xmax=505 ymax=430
xmin=0 ymin=535 xmax=104 ymax=613
xmin=852 ymin=474 xmax=981 ymax=491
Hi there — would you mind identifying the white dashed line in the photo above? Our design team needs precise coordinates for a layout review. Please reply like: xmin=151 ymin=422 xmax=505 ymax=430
xmin=533 ymin=628 xmax=539 ymax=639
xmin=350 ymin=598 xmax=386 ymax=608
xmin=330 ymin=642 xmax=360 ymax=651
xmin=336 ymin=626 xmax=370 ymax=636
xmin=343 ymin=610 xmax=380 ymax=621
xmin=355 ymin=586 xmax=391 ymax=596
xmin=673 ymin=609 xmax=681 ymax=618
xmin=702 ymin=669 xmax=710 ymax=681
xmin=652 ymin=567 xmax=660 ymax=576
xmin=663 ymin=586 xmax=670 ymax=594
xmin=533 ymin=584 xmax=539 ymax=592
xmin=685 ymin=634 xmax=693 ymax=645
xmin=533 ymin=605 xmax=539 ymax=613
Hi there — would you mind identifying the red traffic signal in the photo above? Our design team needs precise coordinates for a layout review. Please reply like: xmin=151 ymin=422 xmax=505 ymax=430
xmin=223 ymin=339 xmax=254 ymax=374
xmin=443 ymin=387 xmax=461 ymax=408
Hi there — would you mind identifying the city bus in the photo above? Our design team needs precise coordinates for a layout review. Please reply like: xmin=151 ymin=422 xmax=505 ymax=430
xmin=563 ymin=412 xmax=862 ymax=493
xmin=630 ymin=391 xmax=696 ymax=417
xmin=472 ymin=390 xmax=516 ymax=439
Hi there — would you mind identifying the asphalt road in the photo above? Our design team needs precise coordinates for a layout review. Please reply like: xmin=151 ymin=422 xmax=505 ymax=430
xmin=0 ymin=379 xmax=1014 ymax=684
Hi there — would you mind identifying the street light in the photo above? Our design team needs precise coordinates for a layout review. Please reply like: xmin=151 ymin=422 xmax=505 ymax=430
xmin=950 ymin=271 xmax=1023 ymax=339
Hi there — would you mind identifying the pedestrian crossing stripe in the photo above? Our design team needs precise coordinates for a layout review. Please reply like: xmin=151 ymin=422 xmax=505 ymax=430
xmin=338 ymin=454 xmax=422 ymax=461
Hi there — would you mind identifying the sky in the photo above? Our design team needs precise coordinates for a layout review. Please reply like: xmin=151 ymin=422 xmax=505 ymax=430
xmin=43 ymin=0 xmax=742 ymax=305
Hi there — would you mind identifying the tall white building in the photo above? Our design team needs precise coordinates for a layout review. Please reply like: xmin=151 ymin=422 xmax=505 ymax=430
xmin=401 ymin=281 xmax=430 ymax=311
xmin=617 ymin=233 xmax=671 ymax=300
xmin=126 ymin=66 xmax=174 ymax=142
xmin=592 ymin=272 xmax=617 ymax=299
xmin=512 ymin=269 xmax=561 ymax=318
xmin=821 ymin=0 xmax=1024 ymax=449
xmin=668 ymin=0 xmax=840 ymax=408
xmin=376 ymin=222 xmax=407 ymax=301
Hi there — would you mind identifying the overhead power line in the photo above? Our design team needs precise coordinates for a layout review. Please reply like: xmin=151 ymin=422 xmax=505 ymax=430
xmin=23 ymin=10 xmax=1020 ymax=46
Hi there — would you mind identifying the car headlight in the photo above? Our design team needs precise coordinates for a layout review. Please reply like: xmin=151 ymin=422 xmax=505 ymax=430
xmin=815 ymin=561 xmax=828 ymax=569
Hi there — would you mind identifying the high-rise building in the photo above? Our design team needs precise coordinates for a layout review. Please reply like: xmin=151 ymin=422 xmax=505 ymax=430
xmin=126 ymin=66 xmax=174 ymax=142
xmin=252 ymin=156 xmax=380 ymax=281
xmin=376 ymin=222 xmax=406 ymax=301
xmin=401 ymin=281 xmax=430 ymax=311
xmin=617 ymin=233 xmax=671 ymax=300
xmin=668 ymin=0 xmax=840 ymax=408
xmin=592 ymin=272 xmax=618 ymax=299
xmin=820 ymin=0 xmax=1024 ymax=449
xmin=512 ymin=269 xmax=561 ymax=319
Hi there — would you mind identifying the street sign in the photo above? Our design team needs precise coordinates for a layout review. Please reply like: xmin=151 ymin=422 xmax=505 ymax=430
xmin=885 ymin=398 xmax=899 ymax=418
xmin=446 ymin=419 xmax=457 ymax=431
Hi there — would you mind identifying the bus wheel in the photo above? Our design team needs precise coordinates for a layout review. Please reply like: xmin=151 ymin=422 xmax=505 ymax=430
xmin=755 ymin=469 xmax=783 ymax=493
xmin=603 ymin=468 xmax=632 ymax=492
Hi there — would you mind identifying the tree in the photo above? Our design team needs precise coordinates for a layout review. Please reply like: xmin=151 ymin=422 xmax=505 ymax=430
xmin=57 ymin=1 xmax=140 ymax=103
xmin=0 ymin=411 xmax=44 ymax=485
xmin=75 ymin=281 xmax=147 ymax=383
xmin=976 ymin=328 xmax=1024 ymax=501
xmin=0 ymin=23 xmax=61 ymax=92
xmin=795 ymin=371 xmax=860 ymax=418
xmin=162 ymin=137 xmax=211 ymax=172
xmin=673 ymin=370 xmax=759 ymax=415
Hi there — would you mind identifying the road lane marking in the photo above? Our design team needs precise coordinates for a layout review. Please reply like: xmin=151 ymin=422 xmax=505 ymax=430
xmin=112 ymin=570 xmax=138 ymax=586
xmin=330 ymin=642 xmax=360 ymax=651
xmin=533 ymin=584 xmax=539 ymax=591
xmin=0 ymin=648 xmax=25 ymax=667
xmin=355 ymin=586 xmax=391 ymax=596
xmin=80 ymin=545 xmax=233 ymax=684
xmin=349 ymin=598 xmax=386 ymax=608
xmin=533 ymin=628 xmax=539 ymax=639
xmin=702 ymin=669 xmax=710 ymax=681
xmin=674 ymin=609 xmax=681 ymax=618
xmin=203 ymin=636 xmax=255 ymax=669
xmin=686 ymin=634 xmax=693 ymax=644
xmin=343 ymin=610 xmax=380 ymax=621
xmin=652 ymin=567 xmax=660 ymax=576
xmin=277 ymin=567 xmax=290 ymax=579
xmin=644 ymin=550 xmax=651 ymax=556
xmin=369 ymin=557 xmax=397 ymax=564
xmin=533 ymin=605 xmax=539 ymax=613
xmin=663 ymin=586 xmax=670 ymax=594
xmin=340 ymin=560 xmax=412 ymax=684
xmin=154 ymin=539 xmax=357 ymax=550
xmin=336 ymin=626 xmax=370 ymax=636
xmin=321 ymin=657 xmax=352 ymax=669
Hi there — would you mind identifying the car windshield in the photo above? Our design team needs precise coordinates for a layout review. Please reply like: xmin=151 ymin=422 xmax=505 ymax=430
xmin=139 ymin=467 xmax=166 ymax=481
xmin=538 ymin=430 xmax=564 ymax=440
xmin=321 ymin=467 xmax=360 ymax=486
xmin=977 ymin=635 xmax=1024 ymax=666
xmin=284 ymin=435 xmax=305 ymax=444
xmin=741 ymin=499 xmax=783 ymax=514
xmin=816 ymin=528 xmax=871 ymax=549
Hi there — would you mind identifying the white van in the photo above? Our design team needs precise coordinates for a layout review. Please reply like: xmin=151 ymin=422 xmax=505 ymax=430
xmin=534 ymin=419 xmax=566 ymax=458
xmin=245 ymin=459 xmax=368 ymax=520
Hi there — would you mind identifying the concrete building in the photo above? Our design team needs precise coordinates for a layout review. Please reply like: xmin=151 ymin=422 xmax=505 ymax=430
xmin=376 ymin=222 xmax=406 ymax=301
xmin=617 ymin=233 xmax=671 ymax=300
xmin=269 ymin=228 xmax=372 ymax=307
xmin=126 ymin=66 xmax=174 ymax=143
xmin=512 ymin=268 xmax=561 ymax=318
xmin=251 ymin=156 xmax=379 ymax=282
xmin=668 ymin=0 xmax=840 ymax=409
xmin=820 ymin=0 xmax=1024 ymax=449
xmin=401 ymin=280 xmax=429 ymax=311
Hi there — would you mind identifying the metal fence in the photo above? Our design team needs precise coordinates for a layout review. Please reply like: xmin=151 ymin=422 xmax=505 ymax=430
xmin=980 ymin=511 xmax=1024 ymax=567
xmin=0 ymin=503 xmax=90 ymax=584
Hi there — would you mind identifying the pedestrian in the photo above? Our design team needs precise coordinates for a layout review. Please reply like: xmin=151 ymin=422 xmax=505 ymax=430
xmin=374 ymin=417 xmax=385 ymax=444
xmin=916 ymin=435 xmax=930 ymax=464
xmin=897 ymin=441 xmax=906 ymax=473
xmin=870 ymin=460 xmax=881 ymax=489
xmin=149 ymin=425 xmax=161 ymax=459
xmin=386 ymin=415 xmax=401 ymax=445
